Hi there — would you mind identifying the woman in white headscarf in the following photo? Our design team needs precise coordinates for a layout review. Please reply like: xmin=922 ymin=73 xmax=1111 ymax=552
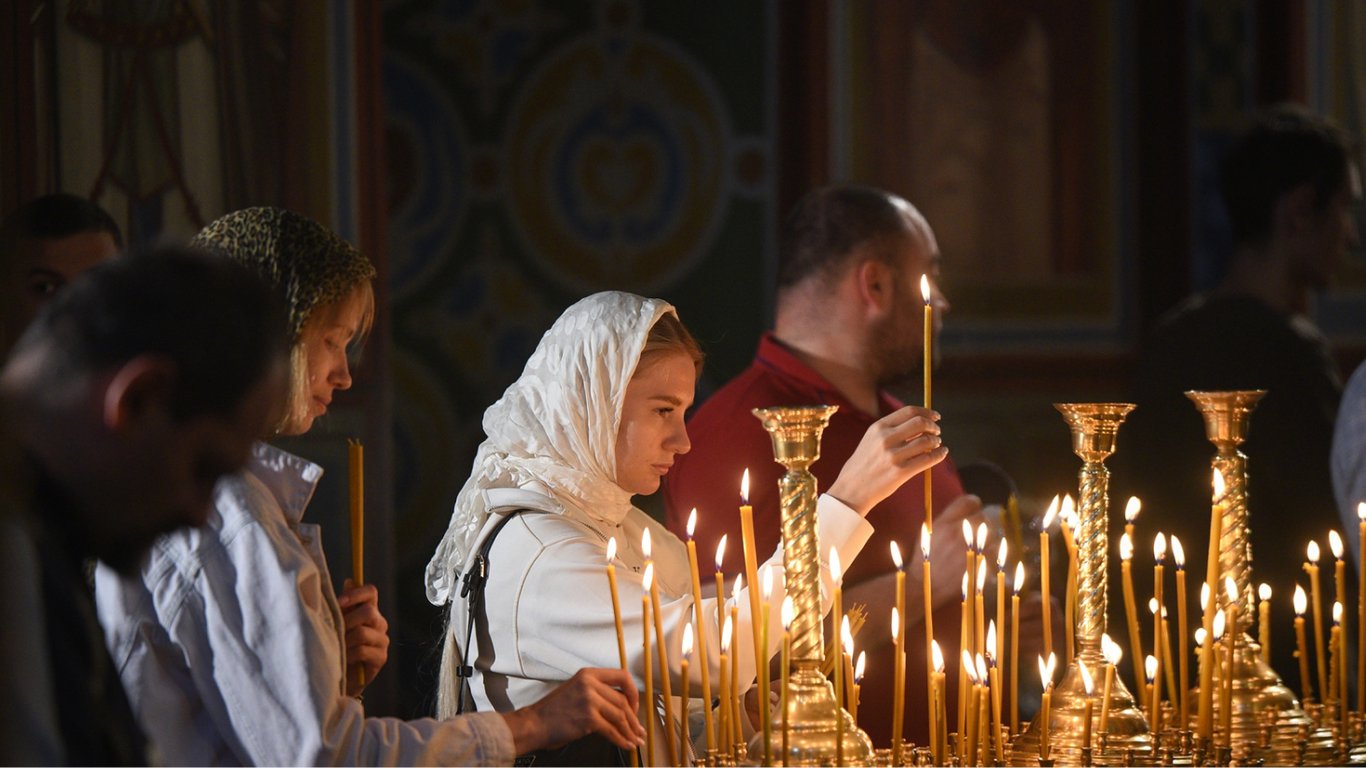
xmin=426 ymin=291 xmax=947 ymax=764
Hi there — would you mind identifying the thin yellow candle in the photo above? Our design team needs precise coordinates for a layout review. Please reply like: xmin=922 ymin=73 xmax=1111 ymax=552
xmin=841 ymin=617 xmax=855 ymax=715
xmin=921 ymin=274 xmax=934 ymax=532
xmin=930 ymin=640 xmax=946 ymax=764
xmin=1306 ymin=540 xmax=1328 ymax=704
xmin=1258 ymin=583 xmax=1272 ymax=664
xmin=1123 ymin=496 xmax=1140 ymax=559
xmin=957 ymin=570 xmax=970 ymax=747
xmin=1038 ymin=653 xmax=1056 ymax=760
xmin=1338 ymin=601 xmax=1349 ymax=737
xmin=760 ymin=566 xmax=773 ymax=767
xmin=780 ymin=597 xmax=793 ymax=767
xmin=976 ymin=654 xmax=991 ymax=763
xmin=1199 ymin=470 xmax=1226 ymax=740
xmin=1216 ymin=609 xmax=1232 ymax=747
xmin=1331 ymin=533 xmax=1348 ymax=715
xmin=714 ymin=533 xmax=728 ymax=749
xmin=1294 ymin=585 xmax=1313 ymax=702
xmin=1171 ymin=535 xmax=1190 ymax=729
xmin=737 ymin=471 xmax=764 ymax=724
xmin=963 ymin=651 xmax=979 ymax=768
xmin=889 ymin=543 xmax=906 ymax=761
xmin=1100 ymin=634 xmax=1121 ymax=734
xmin=643 ymin=563 xmax=655 ymax=763
xmin=964 ymin=520 xmax=977 ymax=655
xmin=1011 ymin=561 xmax=1024 ymax=735
xmin=729 ymin=577 xmax=742 ymax=752
xmin=1119 ymin=532 xmax=1144 ymax=698
xmin=835 ymin=613 xmax=847 ymax=766
xmin=681 ymin=623 xmax=693 ymax=762
xmin=1331 ymin=603 xmax=1343 ymax=706
xmin=347 ymin=440 xmax=367 ymax=693
xmin=1040 ymin=495 xmax=1058 ymax=662
xmin=642 ymin=530 xmax=678 ymax=766
xmin=1145 ymin=654 xmax=1160 ymax=734
xmin=1061 ymin=496 xmax=1079 ymax=667
xmin=1152 ymin=533 xmax=1166 ymax=730
xmin=919 ymin=527 xmax=934 ymax=751
xmin=1079 ymin=660 xmax=1095 ymax=754
xmin=682 ymin=511 xmax=715 ymax=754
xmin=851 ymin=651 xmax=866 ymax=726
xmin=1160 ymin=605 xmax=1177 ymax=710
xmin=1359 ymin=503 xmax=1366 ymax=714
xmin=995 ymin=540 xmax=1007 ymax=674
xmin=605 ymin=538 xmax=629 ymax=669
xmin=987 ymin=624 xmax=1003 ymax=763
xmin=718 ymin=615 xmax=732 ymax=762
xmin=975 ymin=556 xmax=988 ymax=666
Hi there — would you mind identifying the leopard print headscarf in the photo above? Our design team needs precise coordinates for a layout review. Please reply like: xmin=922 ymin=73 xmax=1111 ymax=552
xmin=192 ymin=207 xmax=375 ymax=339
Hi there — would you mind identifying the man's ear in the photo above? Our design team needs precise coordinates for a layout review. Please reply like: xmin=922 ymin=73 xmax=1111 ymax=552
xmin=1274 ymin=182 xmax=1318 ymax=237
xmin=102 ymin=355 xmax=178 ymax=431
xmin=854 ymin=256 xmax=894 ymax=314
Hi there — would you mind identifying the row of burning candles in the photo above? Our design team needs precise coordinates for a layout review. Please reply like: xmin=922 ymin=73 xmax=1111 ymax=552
xmin=601 ymin=465 xmax=1366 ymax=766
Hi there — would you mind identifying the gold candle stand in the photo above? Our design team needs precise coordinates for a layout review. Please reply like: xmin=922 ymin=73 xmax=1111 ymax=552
xmin=1188 ymin=390 xmax=1338 ymax=765
xmin=754 ymin=406 xmax=873 ymax=766
xmin=1013 ymin=403 xmax=1152 ymax=766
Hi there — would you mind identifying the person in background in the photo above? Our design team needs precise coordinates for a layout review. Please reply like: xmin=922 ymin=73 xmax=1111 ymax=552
xmin=0 ymin=192 xmax=122 ymax=357
xmin=0 ymin=244 xmax=292 ymax=764
xmin=96 ymin=207 xmax=643 ymax=766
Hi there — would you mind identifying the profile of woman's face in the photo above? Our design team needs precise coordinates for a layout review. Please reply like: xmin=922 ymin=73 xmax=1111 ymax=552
xmin=280 ymin=288 xmax=368 ymax=436
xmin=614 ymin=350 xmax=696 ymax=496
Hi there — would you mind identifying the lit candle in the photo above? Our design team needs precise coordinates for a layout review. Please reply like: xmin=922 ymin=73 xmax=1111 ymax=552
xmin=964 ymin=651 xmax=980 ymax=768
xmin=841 ymin=617 xmax=855 ymax=714
xmin=681 ymin=623 xmax=693 ymax=761
xmin=780 ymin=596 xmax=793 ymax=767
xmin=919 ymin=525 xmax=934 ymax=752
xmin=836 ymin=614 xmax=849 ymax=766
xmin=987 ymin=622 xmax=1003 ymax=763
xmin=976 ymin=654 xmax=991 ymax=762
xmin=729 ymin=575 xmax=742 ymax=752
xmin=921 ymin=274 xmax=934 ymax=532
xmin=1061 ymin=496 xmax=1079 ymax=667
xmin=1152 ymin=532 xmax=1167 ymax=732
xmin=1223 ymin=576 xmax=1239 ymax=741
xmin=683 ymin=510 xmax=715 ymax=753
xmin=1337 ymin=602 xmax=1349 ymax=737
xmin=1160 ymin=603 xmax=1177 ymax=713
xmin=1294 ymin=585 xmax=1313 ymax=702
xmin=1215 ymin=609 xmax=1231 ymax=747
xmin=605 ymin=538 xmax=629 ymax=670
xmin=738 ymin=471 xmax=763 ymax=729
xmin=1038 ymin=653 xmax=1057 ymax=761
xmin=1148 ymin=599 xmax=1163 ymax=732
xmin=1331 ymin=532 xmax=1348 ymax=716
xmin=851 ymin=651 xmax=866 ymax=726
xmin=1011 ymin=561 xmax=1024 ymax=736
xmin=760 ymin=566 xmax=773 ymax=766
xmin=1123 ymin=496 xmax=1141 ymax=559
xmin=1258 ymin=583 xmax=1272 ymax=665
xmin=1359 ymin=503 xmax=1366 ymax=715
xmin=1199 ymin=470 xmax=1226 ymax=740
xmin=889 ymin=542 xmax=906 ymax=761
xmin=643 ymin=530 xmax=678 ymax=766
xmin=1307 ymin=539 xmax=1328 ymax=704
xmin=1080 ymin=660 xmax=1095 ymax=755
xmin=1172 ymin=534 xmax=1190 ymax=729
xmin=347 ymin=439 xmax=366 ymax=691
xmin=1100 ymin=634 xmax=1121 ymax=734
xmin=718 ymin=614 xmax=732 ymax=761
xmin=1120 ymin=532 xmax=1143 ymax=696
xmin=714 ymin=533 xmax=728 ymax=695
xmin=643 ymin=563 xmax=655 ymax=763
xmin=957 ymin=569 xmax=970 ymax=746
xmin=1040 ymin=495 xmax=1058 ymax=662
xmin=976 ymin=555 xmax=988 ymax=669
xmin=931 ymin=640 xmax=947 ymax=766
xmin=1145 ymin=654 xmax=1160 ymax=734
xmin=996 ymin=540 xmax=1007 ymax=680
xmin=1331 ymin=602 xmax=1343 ymax=708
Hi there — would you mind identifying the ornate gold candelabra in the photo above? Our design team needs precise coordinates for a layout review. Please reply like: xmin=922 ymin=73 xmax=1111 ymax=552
xmin=1013 ymin=403 xmax=1152 ymax=766
xmin=1188 ymin=390 xmax=1337 ymax=765
xmin=754 ymin=406 xmax=873 ymax=766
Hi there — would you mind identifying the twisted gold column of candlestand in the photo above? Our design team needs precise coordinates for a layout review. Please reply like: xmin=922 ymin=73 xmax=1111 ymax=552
xmin=1013 ymin=404 xmax=1151 ymax=766
xmin=1188 ymin=390 xmax=1338 ymax=765
xmin=754 ymin=406 xmax=872 ymax=766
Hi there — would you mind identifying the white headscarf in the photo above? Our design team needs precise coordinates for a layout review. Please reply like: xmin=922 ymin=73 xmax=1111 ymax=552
xmin=425 ymin=291 xmax=675 ymax=605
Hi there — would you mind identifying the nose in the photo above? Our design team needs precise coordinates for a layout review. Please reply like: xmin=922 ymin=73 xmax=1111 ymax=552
xmin=331 ymin=353 xmax=353 ymax=390
xmin=668 ymin=422 xmax=691 ymax=455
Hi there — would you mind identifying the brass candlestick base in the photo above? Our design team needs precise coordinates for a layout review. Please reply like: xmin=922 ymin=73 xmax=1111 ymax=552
xmin=754 ymin=406 xmax=873 ymax=766
xmin=1013 ymin=404 xmax=1150 ymax=765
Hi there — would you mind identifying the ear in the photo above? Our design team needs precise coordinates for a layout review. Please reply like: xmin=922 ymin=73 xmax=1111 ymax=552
xmin=853 ymin=257 xmax=895 ymax=315
xmin=1274 ymin=183 xmax=1318 ymax=237
xmin=102 ymin=355 xmax=178 ymax=431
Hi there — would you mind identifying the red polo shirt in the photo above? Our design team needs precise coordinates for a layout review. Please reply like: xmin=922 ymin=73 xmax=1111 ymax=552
xmin=664 ymin=332 xmax=966 ymax=746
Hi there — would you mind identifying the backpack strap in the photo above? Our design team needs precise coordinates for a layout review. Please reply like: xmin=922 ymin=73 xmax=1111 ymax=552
xmin=454 ymin=511 xmax=523 ymax=715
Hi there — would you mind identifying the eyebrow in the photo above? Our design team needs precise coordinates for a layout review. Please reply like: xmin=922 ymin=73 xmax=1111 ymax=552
xmin=648 ymin=394 xmax=686 ymax=406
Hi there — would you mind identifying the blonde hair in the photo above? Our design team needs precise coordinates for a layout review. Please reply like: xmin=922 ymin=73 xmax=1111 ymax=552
xmin=275 ymin=281 xmax=375 ymax=434
xmin=637 ymin=311 xmax=703 ymax=373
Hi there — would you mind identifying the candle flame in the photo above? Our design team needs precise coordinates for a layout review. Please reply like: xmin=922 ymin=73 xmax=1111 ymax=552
xmin=721 ymin=614 xmax=733 ymax=651
xmin=920 ymin=274 xmax=931 ymax=304
xmin=682 ymin=622 xmax=694 ymax=658
xmin=986 ymin=621 xmax=997 ymax=661
xmin=831 ymin=547 xmax=842 ymax=584
xmin=1060 ymin=495 xmax=1075 ymax=528
xmin=1335 ymin=601 xmax=1344 ymax=624
xmin=1308 ymin=540 xmax=1321 ymax=564
xmin=1259 ymin=583 xmax=1272 ymax=602
xmin=1201 ymin=582 xmax=1210 ymax=610
xmin=1079 ymin=660 xmax=1094 ymax=695
xmin=961 ymin=571 xmax=969 ymax=601
xmin=997 ymin=539 xmax=1008 ymax=570
xmin=686 ymin=508 xmax=697 ymax=538
xmin=643 ymin=562 xmax=654 ymax=590
xmin=1213 ymin=468 xmax=1225 ymax=497
xmin=740 ymin=469 xmax=750 ymax=504
xmin=890 ymin=541 xmax=904 ymax=570
xmin=1359 ymin=502 xmax=1366 ymax=522
xmin=715 ymin=534 xmax=727 ymax=572
xmin=732 ymin=572 xmax=744 ymax=601
xmin=964 ymin=651 xmax=979 ymax=684
xmin=1171 ymin=535 xmax=1185 ymax=568
xmin=975 ymin=653 xmax=988 ymax=682
xmin=891 ymin=607 xmax=900 ymax=642
xmin=1125 ymin=496 xmax=1141 ymax=523
xmin=962 ymin=518 xmax=974 ymax=549
xmin=1154 ymin=532 xmax=1167 ymax=561
xmin=1119 ymin=532 xmax=1133 ymax=561
xmin=1213 ymin=609 xmax=1226 ymax=639
xmin=1037 ymin=655 xmax=1050 ymax=688
xmin=1224 ymin=577 xmax=1238 ymax=604
xmin=932 ymin=640 xmax=945 ymax=672
xmin=841 ymin=615 xmax=853 ymax=654
xmin=976 ymin=558 xmax=987 ymax=592
xmin=1330 ymin=530 xmax=1344 ymax=560
xmin=1042 ymin=495 xmax=1060 ymax=528
xmin=976 ymin=522 xmax=988 ymax=552
xmin=1149 ymin=597 xmax=1159 ymax=615
xmin=855 ymin=651 xmax=866 ymax=682
xmin=781 ymin=596 xmax=794 ymax=629
xmin=606 ymin=536 xmax=617 ymax=562
xmin=1145 ymin=655 xmax=1158 ymax=683
xmin=1102 ymin=633 xmax=1123 ymax=665
xmin=921 ymin=524 xmax=931 ymax=560
xmin=1013 ymin=561 xmax=1026 ymax=594
xmin=642 ymin=528 xmax=652 ymax=559
xmin=762 ymin=564 xmax=774 ymax=600
xmin=1294 ymin=584 xmax=1308 ymax=615
xmin=1195 ymin=627 xmax=1207 ymax=647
